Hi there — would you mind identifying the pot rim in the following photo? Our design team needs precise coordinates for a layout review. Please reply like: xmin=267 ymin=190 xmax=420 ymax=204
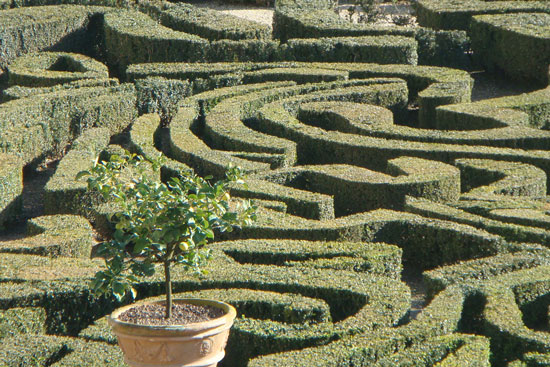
xmin=108 ymin=298 xmax=237 ymax=334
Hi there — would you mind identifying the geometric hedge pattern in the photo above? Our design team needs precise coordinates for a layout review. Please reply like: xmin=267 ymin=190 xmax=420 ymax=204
xmin=1 ymin=0 xmax=550 ymax=366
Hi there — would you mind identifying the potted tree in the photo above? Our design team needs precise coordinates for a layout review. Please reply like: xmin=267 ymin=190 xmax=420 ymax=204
xmin=77 ymin=152 xmax=256 ymax=367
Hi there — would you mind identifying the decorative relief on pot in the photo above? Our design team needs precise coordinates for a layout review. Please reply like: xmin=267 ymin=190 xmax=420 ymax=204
xmin=157 ymin=342 xmax=173 ymax=363
xmin=133 ymin=341 xmax=145 ymax=362
xmin=132 ymin=340 xmax=173 ymax=362
xmin=199 ymin=338 xmax=213 ymax=356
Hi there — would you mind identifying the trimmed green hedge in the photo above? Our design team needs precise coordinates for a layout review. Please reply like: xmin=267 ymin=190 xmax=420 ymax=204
xmin=135 ymin=76 xmax=192 ymax=121
xmin=488 ymin=209 xmax=550 ymax=231
xmin=230 ymin=177 xmax=336 ymax=220
xmin=227 ymin=206 xmax=505 ymax=271
xmin=423 ymin=250 xmax=550 ymax=299
xmin=0 ymin=153 xmax=23 ymax=229
xmin=0 ymin=5 xmax=97 ymax=69
xmin=284 ymin=35 xmax=418 ymax=65
xmin=128 ymin=113 xmax=192 ymax=181
xmin=103 ymin=9 xmax=426 ymax=71
xmin=245 ymin=157 xmax=460 ymax=217
xmin=6 ymin=52 xmax=108 ymax=88
xmin=0 ymin=237 xmax=412 ymax=365
xmin=251 ymin=86 xmax=550 ymax=186
xmin=0 ymin=307 xmax=47 ymax=339
xmin=44 ymin=127 xmax=110 ymax=216
xmin=0 ymin=334 xmax=125 ymax=366
xmin=436 ymin=86 xmax=550 ymax=137
xmin=169 ymin=82 xmax=293 ymax=178
xmin=249 ymin=285 xmax=469 ymax=365
xmin=275 ymin=0 xmax=336 ymax=11
xmin=242 ymin=67 xmax=349 ymax=84
xmin=471 ymin=13 xmax=550 ymax=86
xmin=373 ymin=334 xmax=490 ymax=366
xmin=456 ymin=159 xmax=547 ymax=200
xmin=479 ymin=266 xmax=550 ymax=364
xmin=160 ymin=3 xmax=271 ymax=41
xmin=272 ymin=2 xmax=471 ymax=69
xmin=218 ymin=239 xmax=402 ymax=279
xmin=415 ymin=0 xmax=550 ymax=31
xmin=0 ymin=215 xmax=94 ymax=258
xmin=207 ymin=38 xmax=283 ymax=62
xmin=200 ymin=79 xmax=408 ymax=166
xmin=126 ymin=61 xmax=472 ymax=128
xmin=294 ymin=97 xmax=547 ymax=152
xmin=102 ymin=9 xmax=208 ymax=71
xmin=405 ymin=197 xmax=550 ymax=246
xmin=0 ymin=84 xmax=136 ymax=165
xmin=2 ymin=77 xmax=118 ymax=102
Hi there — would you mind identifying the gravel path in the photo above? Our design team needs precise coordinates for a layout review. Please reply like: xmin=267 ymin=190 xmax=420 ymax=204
xmin=189 ymin=1 xmax=274 ymax=26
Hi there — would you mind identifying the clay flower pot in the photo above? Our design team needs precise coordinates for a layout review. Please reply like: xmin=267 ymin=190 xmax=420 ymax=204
xmin=108 ymin=298 xmax=237 ymax=367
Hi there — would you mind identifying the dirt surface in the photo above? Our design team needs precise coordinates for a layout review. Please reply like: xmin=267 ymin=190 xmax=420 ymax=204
xmin=401 ymin=265 xmax=427 ymax=321
xmin=337 ymin=1 xmax=418 ymax=27
xmin=119 ymin=302 xmax=225 ymax=326
xmin=188 ymin=0 xmax=274 ymax=26
xmin=470 ymin=71 xmax=537 ymax=102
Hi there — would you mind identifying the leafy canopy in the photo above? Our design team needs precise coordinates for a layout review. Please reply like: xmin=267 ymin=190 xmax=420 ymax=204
xmin=77 ymin=152 xmax=256 ymax=301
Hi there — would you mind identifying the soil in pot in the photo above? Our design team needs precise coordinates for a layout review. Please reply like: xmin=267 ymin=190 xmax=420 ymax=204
xmin=119 ymin=303 xmax=225 ymax=326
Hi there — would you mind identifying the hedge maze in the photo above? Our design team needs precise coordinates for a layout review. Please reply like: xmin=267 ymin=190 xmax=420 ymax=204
xmin=2 ymin=0 xmax=550 ymax=365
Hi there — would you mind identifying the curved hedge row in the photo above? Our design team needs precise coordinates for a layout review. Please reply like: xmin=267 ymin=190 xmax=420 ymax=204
xmin=416 ymin=0 xmax=550 ymax=84
xmin=0 ymin=83 xmax=136 ymax=164
xmin=0 ymin=5 xmax=97 ymax=69
xmin=1 ymin=77 xmax=119 ymax=102
xmin=159 ymin=3 xmax=272 ymax=41
xmin=471 ymin=13 xmax=550 ymax=86
xmin=273 ymin=0 xmax=471 ymax=69
xmin=415 ymin=0 xmax=550 ymax=31
xmin=6 ymin=51 xmax=109 ymax=87
xmin=1 ymin=2 xmax=550 ymax=365
xmin=0 ymin=238 xmax=411 ymax=365
xmin=0 ymin=214 xmax=94 ymax=258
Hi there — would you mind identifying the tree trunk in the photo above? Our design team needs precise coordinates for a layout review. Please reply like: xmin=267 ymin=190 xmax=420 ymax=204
xmin=164 ymin=259 xmax=172 ymax=319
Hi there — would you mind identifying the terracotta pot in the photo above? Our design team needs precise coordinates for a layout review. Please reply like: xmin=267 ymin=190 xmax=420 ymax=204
xmin=108 ymin=298 xmax=237 ymax=367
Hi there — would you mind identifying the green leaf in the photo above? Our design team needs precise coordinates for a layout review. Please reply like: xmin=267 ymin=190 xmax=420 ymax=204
xmin=133 ymin=238 xmax=149 ymax=254
xmin=112 ymin=281 xmax=127 ymax=299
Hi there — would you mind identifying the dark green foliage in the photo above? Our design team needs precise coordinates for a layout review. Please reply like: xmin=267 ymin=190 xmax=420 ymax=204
xmin=248 ymin=285 xmax=470 ymax=365
xmin=160 ymin=3 xmax=272 ymax=41
xmin=0 ymin=5 xmax=98 ymax=69
xmin=6 ymin=52 xmax=109 ymax=88
xmin=0 ymin=334 xmax=125 ymax=367
xmin=272 ymin=2 xmax=471 ymax=69
xmin=405 ymin=197 xmax=550 ymax=246
xmin=415 ymin=28 xmax=471 ymax=69
xmin=0 ymin=308 xmax=47 ymax=339
xmin=415 ymin=0 xmax=550 ymax=31
xmin=2 ymin=78 xmax=119 ymax=102
xmin=135 ymin=77 xmax=192 ymax=121
xmin=0 ymin=215 xmax=94 ymax=258
xmin=43 ymin=127 xmax=110 ymax=216
xmin=0 ymin=84 xmax=136 ymax=165
xmin=218 ymin=239 xmax=403 ymax=279
xmin=478 ymin=266 xmax=550 ymax=364
xmin=0 ymin=154 xmax=23 ymax=229
xmin=471 ymin=13 xmax=550 ymax=86
xmin=207 ymin=39 xmax=283 ymax=62
xmin=285 ymin=36 xmax=418 ymax=65
xmin=102 ymin=9 xmax=209 ymax=72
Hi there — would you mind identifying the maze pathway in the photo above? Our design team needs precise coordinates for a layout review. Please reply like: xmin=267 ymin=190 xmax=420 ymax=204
xmin=1 ymin=0 xmax=550 ymax=365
